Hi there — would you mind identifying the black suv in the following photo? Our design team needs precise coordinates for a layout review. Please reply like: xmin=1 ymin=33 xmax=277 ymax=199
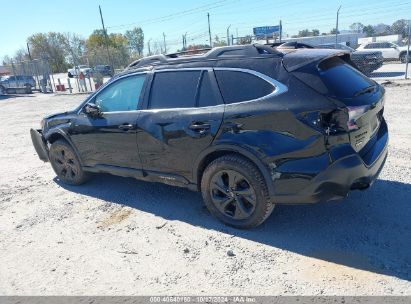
xmin=31 ymin=44 xmax=388 ymax=229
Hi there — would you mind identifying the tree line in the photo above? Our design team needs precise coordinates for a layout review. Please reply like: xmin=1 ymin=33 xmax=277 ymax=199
xmin=2 ymin=27 xmax=144 ymax=73
xmin=2 ymin=19 xmax=408 ymax=72
xmin=291 ymin=19 xmax=409 ymax=39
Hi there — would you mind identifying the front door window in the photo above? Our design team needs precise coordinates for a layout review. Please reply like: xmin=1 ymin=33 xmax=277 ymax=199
xmin=95 ymin=74 xmax=146 ymax=112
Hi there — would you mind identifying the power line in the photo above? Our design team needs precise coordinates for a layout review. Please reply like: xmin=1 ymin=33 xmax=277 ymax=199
xmin=107 ymin=0 xmax=239 ymax=30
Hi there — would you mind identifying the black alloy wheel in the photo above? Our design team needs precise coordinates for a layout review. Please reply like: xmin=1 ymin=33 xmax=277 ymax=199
xmin=201 ymin=154 xmax=275 ymax=229
xmin=49 ymin=140 xmax=90 ymax=185
xmin=209 ymin=170 xmax=257 ymax=220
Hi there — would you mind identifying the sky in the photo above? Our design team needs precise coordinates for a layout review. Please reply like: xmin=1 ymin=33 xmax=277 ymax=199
xmin=0 ymin=0 xmax=410 ymax=60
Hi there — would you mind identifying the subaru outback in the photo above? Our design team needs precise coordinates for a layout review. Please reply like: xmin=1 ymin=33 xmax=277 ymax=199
xmin=30 ymin=44 xmax=388 ymax=229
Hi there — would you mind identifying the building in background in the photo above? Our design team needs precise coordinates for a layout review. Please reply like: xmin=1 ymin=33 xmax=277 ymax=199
xmin=358 ymin=34 xmax=403 ymax=46
xmin=283 ymin=33 xmax=365 ymax=48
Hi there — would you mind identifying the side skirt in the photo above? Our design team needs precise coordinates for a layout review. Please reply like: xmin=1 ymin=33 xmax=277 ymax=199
xmin=83 ymin=165 xmax=198 ymax=191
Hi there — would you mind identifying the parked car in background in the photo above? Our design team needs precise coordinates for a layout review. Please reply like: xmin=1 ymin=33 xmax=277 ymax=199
xmin=357 ymin=41 xmax=410 ymax=62
xmin=0 ymin=75 xmax=35 ymax=93
xmin=67 ymin=65 xmax=93 ymax=78
xmin=273 ymin=41 xmax=315 ymax=49
xmin=93 ymin=65 xmax=113 ymax=77
xmin=31 ymin=44 xmax=388 ymax=228
xmin=317 ymin=43 xmax=383 ymax=75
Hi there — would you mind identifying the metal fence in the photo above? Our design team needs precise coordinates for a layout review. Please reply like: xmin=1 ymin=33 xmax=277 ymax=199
xmin=0 ymin=59 xmax=54 ymax=94
xmin=0 ymin=57 xmax=116 ymax=95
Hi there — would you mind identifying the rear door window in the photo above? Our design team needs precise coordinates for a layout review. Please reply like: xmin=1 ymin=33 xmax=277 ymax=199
xmin=149 ymin=71 xmax=201 ymax=109
xmin=198 ymin=71 xmax=219 ymax=107
xmin=214 ymin=70 xmax=274 ymax=104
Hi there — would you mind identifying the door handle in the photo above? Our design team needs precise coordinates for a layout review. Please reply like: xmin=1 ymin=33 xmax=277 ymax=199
xmin=118 ymin=124 xmax=134 ymax=130
xmin=189 ymin=123 xmax=211 ymax=131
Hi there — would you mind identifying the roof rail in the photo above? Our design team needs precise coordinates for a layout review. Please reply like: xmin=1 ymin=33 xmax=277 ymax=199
xmin=127 ymin=54 xmax=168 ymax=69
xmin=126 ymin=44 xmax=281 ymax=69
xmin=167 ymin=48 xmax=212 ymax=58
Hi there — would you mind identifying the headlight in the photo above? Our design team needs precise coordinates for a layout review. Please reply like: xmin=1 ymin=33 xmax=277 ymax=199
xmin=40 ymin=118 xmax=46 ymax=129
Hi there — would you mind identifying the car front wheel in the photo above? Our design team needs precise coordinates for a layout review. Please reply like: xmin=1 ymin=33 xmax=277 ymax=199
xmin=49 ymin=139 xmax=91 ymax=185
xmin=201 ymin=154 xmax=275 ymax=229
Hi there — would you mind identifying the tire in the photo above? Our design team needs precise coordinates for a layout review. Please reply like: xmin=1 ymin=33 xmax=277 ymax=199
xmin=201 ymin=154 xmax=275 ymax=229
xmin=400 ymin=53 xmax=409 ymax=63
xmin=49 ymin=139 xmax=91 ymax=185
xmin=361 ymin=68 xmax=372 ymax=76
xmin=24 ymin=84 xmax=32 ymax=94
xmin=68 ymin=72 xmax=73 ymax=78
xmin=0 ymin=85 xmax=5 ymax=94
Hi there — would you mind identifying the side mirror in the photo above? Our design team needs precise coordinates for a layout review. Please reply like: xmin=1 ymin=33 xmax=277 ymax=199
xmin=83 ymin=103 xmax=101 ymax=117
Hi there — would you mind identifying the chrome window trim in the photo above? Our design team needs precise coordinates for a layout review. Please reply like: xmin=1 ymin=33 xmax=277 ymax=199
xmin=77 ymin=67 xmax=289 ymax=114
xmin=139 ymin=104 xmax=225 ymax=113
xmin=213 ymin=67 xmax=288 ymax=104
xmin=153 ymin=68 xmax=213 ymax=72
xmin=148 ymin=67 xmax=288 ymax=109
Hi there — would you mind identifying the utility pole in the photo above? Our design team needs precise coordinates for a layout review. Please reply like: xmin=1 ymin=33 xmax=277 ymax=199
xmin=182 ymin=32 xmax=188 ymax=51
xmin=207 ymin=13 xmax=212 ymax=48
xmin=279 ymin=20 xmax=282 ymax=43
xmin=26 ymin=42 xmax=32 ymax=61
xmin=147 ymin=39 xmax=152 ymax=56
xmin=406 ymin=20 xmax=410 ymax=79
xmin=99 ymin=5 xmax=114 ymax=74
xmin=335 ymin=5 xmax=342 ymax=46
xmin=163 ymin=33 xmax=167 ymax=54
xmin=226 ymin=25 xmax=231 ymax=46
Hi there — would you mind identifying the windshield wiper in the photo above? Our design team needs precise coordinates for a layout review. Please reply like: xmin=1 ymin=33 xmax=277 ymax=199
xmin=353 ymin=85 xmax=376 ymax=97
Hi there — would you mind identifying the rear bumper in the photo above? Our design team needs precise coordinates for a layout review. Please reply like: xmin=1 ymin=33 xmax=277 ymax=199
xmin=30 ymin=128 xmax=49 ymax=162
xmin=274 ymin=121 xmax=388 ymax=204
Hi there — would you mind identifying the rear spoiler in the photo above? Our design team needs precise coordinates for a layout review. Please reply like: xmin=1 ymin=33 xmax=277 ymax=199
xmin=282 ymin=49 xmax=351 ymax=72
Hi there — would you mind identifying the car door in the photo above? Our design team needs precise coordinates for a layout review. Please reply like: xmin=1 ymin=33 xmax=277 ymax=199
xmin=136 ymin=69 xmax=224 ymax=180
xmin=379 ymin=42 xmax=395 ymax=59
xmin=367 ymin=43 xmax=385 ymax=58
xmin=387 ymin=43 xmax=400 ymax=59
xmin=8 ymin=76 xmax=16 ymax=88
xmin=69 ymin=73 xmax=148 ymax=170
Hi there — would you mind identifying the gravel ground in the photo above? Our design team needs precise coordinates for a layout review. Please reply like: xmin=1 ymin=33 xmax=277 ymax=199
xmin=0 ymin=83 xmax=410 ymax=295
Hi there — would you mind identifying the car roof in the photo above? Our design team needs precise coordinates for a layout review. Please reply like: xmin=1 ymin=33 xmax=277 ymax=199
xmin=126 ymin=44 xmax=281 ymax=70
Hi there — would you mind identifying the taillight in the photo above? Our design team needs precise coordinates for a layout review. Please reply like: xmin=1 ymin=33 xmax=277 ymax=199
xmin=347 ymin=105 xmax=369 ymax=130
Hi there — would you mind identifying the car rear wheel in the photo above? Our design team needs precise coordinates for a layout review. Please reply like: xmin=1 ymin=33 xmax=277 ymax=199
xmin=201 ymin=154 xmax=275 ymax=229
xmin=49 ymin=139 xmax=91 ymax=185
xmin=400 ymin=53 xmax=409 ymax=63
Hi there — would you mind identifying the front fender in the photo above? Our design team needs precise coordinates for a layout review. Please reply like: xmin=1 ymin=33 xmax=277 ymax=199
xmin=44 ymin=127 xmax=84 ymax=166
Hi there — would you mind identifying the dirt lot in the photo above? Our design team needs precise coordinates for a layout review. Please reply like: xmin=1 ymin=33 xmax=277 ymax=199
xmin=0 ymin=83 xmax=410 ymax=295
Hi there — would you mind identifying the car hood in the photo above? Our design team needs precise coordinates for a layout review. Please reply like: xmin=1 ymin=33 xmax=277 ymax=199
xmin=282 ymin=48 xmax=350 ymax=72
xmin=44 ymin=110 xmax=75 ymax=120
